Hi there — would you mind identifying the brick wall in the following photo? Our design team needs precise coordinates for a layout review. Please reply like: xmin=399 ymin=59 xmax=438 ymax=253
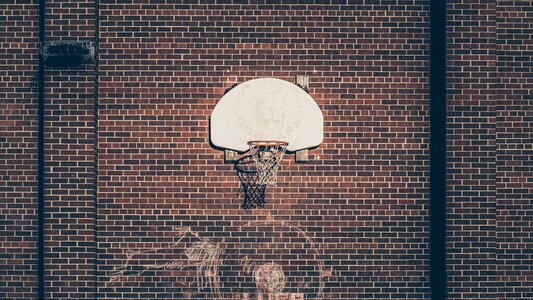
xmin=96 ymin=1 xmax=430 ymax=299
xmin=0 ymin=1 xmax=39 ymax=300
xmin=43 ymin=0 xmax=97 ymax=299
xmin=495 ymin=1 xmax=533 ymax=299
xmin=1 ymin=0 xmax=98 ymax=299
xmin=3 ymin=1 xmax=530 ymax=300
xmin=447 ymin=1 xmax=533 ymax=299
xmin=446 ymin=1 xmax=497 ymax=299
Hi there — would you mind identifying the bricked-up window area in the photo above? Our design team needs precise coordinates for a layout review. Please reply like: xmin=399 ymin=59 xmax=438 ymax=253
xmin=1 ymin=1 xmax=530 ymax=300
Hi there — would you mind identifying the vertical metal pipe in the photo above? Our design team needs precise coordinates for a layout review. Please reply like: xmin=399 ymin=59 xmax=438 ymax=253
xmin=430 ymin=0 xmax=447 ymax=299
xmin=38 ymin=0 xmax=45 ymax=299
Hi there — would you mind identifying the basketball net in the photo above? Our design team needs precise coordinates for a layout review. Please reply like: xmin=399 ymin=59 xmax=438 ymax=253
xmin=247 ymin=141 xmax=288 ymax=187
xmin=235 ymin=155 xmax=267 ymax=209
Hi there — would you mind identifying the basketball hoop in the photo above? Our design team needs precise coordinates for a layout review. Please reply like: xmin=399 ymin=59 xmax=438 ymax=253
xmin=210 ymin=78 xmax=324 ymax=210
xmin=247 ymin=140 xmax=288 ymax=187
xmin=235 ymin=155 xmax=267 ymax=209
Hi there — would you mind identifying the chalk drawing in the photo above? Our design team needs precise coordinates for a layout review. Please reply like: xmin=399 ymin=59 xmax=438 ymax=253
xmin=254 ymin=262 xmax=286 ymax=293
xmin=106 ymin=219 xmax=333 ymax=299
xmin=106 ymin=226 xmax=223 ymax=297
xmin=221 ymin=218 xmax=330 ymax=299
xmin=184 ymin=239 xmax=224 ymax=294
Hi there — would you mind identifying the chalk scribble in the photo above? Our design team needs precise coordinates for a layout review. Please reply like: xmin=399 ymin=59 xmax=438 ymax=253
xmin=106 ymin=219 xmax=332 ymax=299
xmin=107 ymin=226 xmax=223 ymax=296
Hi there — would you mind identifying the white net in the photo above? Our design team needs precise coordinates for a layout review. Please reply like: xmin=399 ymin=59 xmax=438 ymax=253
xmin=247 ymin=141 xmax=288 ymax=187
xmin=235 ymin=155 xmax=267 ymax=209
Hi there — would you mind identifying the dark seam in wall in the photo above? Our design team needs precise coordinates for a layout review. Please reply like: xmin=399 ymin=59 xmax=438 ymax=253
xmin=93 ymin=0 xmax=100 ymax=299
xmin=430 ymin=0 xmax=447 ymax=300
xmin=38 ymin=0 xmax=45 ymax=299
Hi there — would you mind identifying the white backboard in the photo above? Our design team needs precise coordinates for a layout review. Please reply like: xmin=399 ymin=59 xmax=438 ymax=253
xmin=211 ymin=78 xmax=323 ymax=152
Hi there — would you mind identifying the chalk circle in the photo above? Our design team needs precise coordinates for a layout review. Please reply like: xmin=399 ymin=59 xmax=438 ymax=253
xmin=214 ymin=219 xmax=325 ymax=299
xmin=254 ymin=262 xmax=286 ymax=293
